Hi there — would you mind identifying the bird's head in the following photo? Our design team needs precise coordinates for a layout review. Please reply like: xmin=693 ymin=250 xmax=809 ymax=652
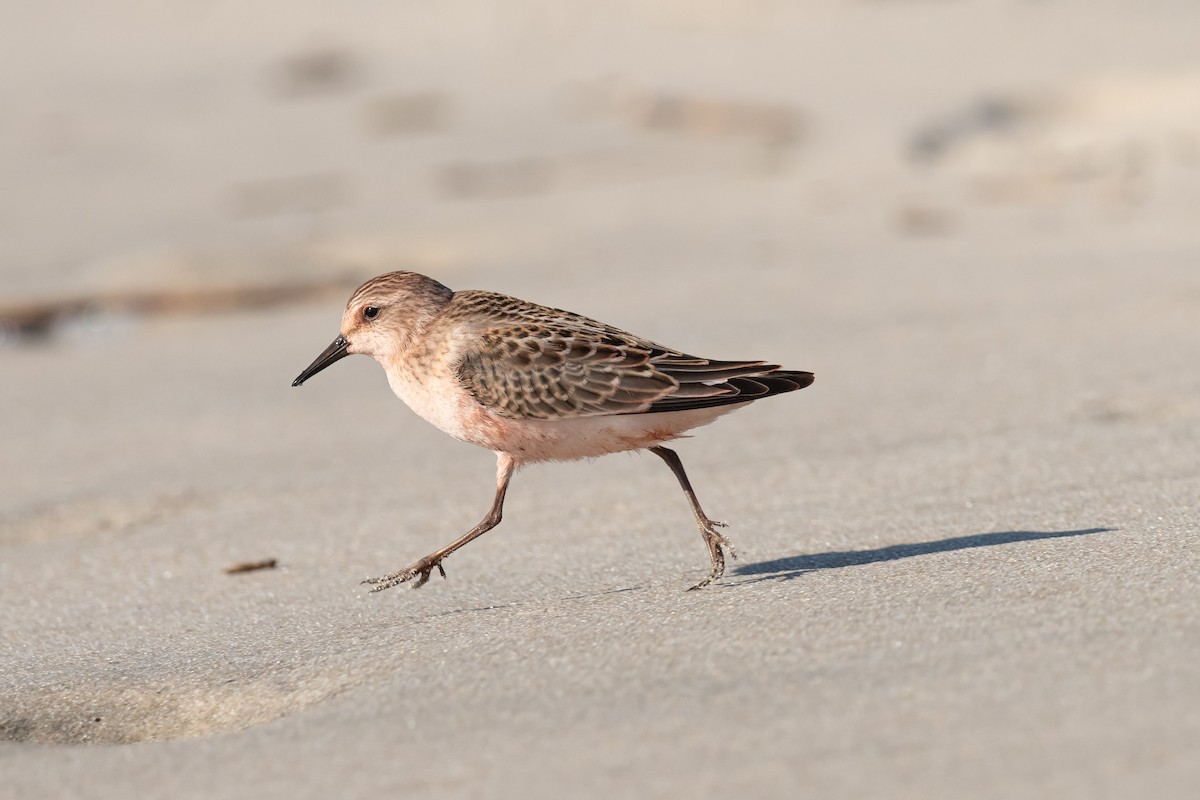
xmin=291 ymin=271 xmax=453 ymax=387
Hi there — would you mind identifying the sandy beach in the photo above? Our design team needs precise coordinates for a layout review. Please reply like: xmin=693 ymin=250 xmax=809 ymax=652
xmin=2 ymin=2 xmax=1199 ymax=797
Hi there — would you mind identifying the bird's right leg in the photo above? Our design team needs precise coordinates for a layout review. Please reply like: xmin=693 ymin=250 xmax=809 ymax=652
xmin=362 ymin=453 xmax=517 ymax=592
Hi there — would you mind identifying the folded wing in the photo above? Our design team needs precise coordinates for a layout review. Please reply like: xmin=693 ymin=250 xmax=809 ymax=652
xmin=456 ymin=320 xmax=812 ymax=421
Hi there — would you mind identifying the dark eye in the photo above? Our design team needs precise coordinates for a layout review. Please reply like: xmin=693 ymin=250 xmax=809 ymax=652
xmin=363 ymin=306 xmax=380 ymax=320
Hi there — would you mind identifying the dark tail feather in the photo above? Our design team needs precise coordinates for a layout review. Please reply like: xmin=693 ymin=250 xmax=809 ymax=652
xmin=646 ymin=368 xmax=813 ymax=413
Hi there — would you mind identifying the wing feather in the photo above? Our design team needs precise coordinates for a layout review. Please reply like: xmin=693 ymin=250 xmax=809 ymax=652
xmin=456 ymin=326 xmax=678 ymax=419
xmin=449 ymin=291 xmax=812 ymax=420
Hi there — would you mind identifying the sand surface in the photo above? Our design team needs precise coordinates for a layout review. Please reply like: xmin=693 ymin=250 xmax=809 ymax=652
xmin=2 ymin=2 xmax=1199 ymax=797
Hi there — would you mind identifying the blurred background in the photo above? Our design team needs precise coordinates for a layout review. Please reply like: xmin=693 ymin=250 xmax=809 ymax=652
xmin=3 ymin=0 xmax=1198 ymax=323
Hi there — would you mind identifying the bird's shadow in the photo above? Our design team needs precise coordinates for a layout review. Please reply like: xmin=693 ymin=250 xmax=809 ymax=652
xmin=732 ymin=527 xmax=1113 ymax=584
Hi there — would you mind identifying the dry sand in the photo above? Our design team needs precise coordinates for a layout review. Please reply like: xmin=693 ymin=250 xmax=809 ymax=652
xmin=2 ymin=2 xmax=1199 ymax=797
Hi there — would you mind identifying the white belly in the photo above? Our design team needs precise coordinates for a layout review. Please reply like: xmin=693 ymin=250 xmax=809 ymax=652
xmin=491 ymin=406 xmax=745 ymax=463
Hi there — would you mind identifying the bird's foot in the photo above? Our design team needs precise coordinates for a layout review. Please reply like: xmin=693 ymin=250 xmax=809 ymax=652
xmin=705 ymin=518 xmax=737 ymax=559
xmin=687 ymin=518 xmax=736 ymax=591
xmin=362 ymin=556 xmax=447 ymax=593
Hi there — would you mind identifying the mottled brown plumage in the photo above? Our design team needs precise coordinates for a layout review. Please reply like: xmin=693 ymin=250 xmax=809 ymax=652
xmin=449 ymin=290 xmax=812 ymax=420
xmin=292 ymin=271 xmax=814 ymax=591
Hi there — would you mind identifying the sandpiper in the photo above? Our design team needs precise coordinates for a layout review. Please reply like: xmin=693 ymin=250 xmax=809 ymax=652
xmin=292 ymin=271 xmax=813 ymax=591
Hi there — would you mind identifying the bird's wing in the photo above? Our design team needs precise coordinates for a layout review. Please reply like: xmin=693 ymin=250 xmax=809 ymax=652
xmin=451 ymin=291 xmax=813 ymax=420
xmin=455 ymin=322 xmax=680 ymax=420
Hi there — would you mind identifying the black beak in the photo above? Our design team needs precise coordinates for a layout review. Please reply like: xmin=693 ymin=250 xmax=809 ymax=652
xmin=292 ymin=335 xmax=351 ymax=386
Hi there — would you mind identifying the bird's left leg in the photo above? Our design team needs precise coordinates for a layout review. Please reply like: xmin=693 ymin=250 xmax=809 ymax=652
xmin=363 ymin=453 xmax=517 ymax=592
xmin=649 ymin=446 xmax=737 ymax=590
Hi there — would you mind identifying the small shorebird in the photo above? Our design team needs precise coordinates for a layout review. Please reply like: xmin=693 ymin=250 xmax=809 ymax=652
xmin=293 ymin=271 xmax=813 ymax=591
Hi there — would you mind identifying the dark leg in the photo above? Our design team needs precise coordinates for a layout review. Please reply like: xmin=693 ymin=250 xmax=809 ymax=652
xmin=650 ymin=446 xmax=736 ymax=590
xmin=363 ymin=453 xmax=517 ymax=592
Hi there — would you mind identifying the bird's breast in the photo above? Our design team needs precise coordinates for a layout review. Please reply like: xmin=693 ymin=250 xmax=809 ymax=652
xmin=385 ymin=357 xmax=478 ymax=442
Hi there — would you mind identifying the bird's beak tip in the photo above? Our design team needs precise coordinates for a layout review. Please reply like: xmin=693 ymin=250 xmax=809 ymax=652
xmin=292 ymin=334 xmax=351 ymax=387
